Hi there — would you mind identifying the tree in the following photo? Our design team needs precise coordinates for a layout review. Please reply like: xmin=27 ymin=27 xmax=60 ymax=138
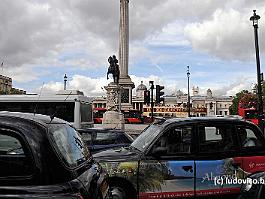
xmin=229 ymin=90 xmax=250 ymax=115
xmin=239 ymin=93 xmax=257 ymax=108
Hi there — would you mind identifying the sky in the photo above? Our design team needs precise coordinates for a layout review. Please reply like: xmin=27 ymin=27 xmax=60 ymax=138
xmin=1 ymin=0 xmax=265 ymax=97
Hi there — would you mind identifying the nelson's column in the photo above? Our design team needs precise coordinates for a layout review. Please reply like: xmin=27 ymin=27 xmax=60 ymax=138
xmin=118 ymin=0 xmax=135 ymax=110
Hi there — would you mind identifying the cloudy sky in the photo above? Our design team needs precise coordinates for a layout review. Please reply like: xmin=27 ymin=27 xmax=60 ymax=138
xmin=1 ymin=0 xmax=265 ymax=97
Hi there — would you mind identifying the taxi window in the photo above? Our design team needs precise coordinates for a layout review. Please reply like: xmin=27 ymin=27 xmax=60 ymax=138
xmin=51 ymin=125 xmax=91 ymax=167
xmin=237 ymin=126 xmax=264 ymax=148
xmin=131 ymin=124 xmax=162 ymax=152
xmin=0 ymin=130 xmax=33 ymax=178
xmin=93 ymin=132 xmax=131 ymax=145
xmin=198 ymin=124 xmax=236 ymax=153
xmin=151 ymin=126 xmax=192 ymax=155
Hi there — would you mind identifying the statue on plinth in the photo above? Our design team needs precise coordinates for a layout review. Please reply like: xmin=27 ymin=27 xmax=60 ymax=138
xmin=103 ymin=55 xmax=124 ymax=130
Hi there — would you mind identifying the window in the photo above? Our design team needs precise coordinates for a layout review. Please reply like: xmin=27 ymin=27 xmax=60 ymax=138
xmin=0 ymin=102 xmax=75 ymax=122
xmin=51 ymin=125 xmax=91 ymax=167
xmin=151 ymin=126 xmax=192 ymax=155
xmin=198 ymin=125 xmax=236 ymax=152
xmin=0 ymin=131 xmax=33 ymax=177
xmin=81 ymin=103 xmax=92 ymax=122
xmin=132 ymin=124 xmax=162 ymax=152
xmin=237 ymin=126 xmax=262 ymax=148
xmin=81 ymin=131 xmax=131 ymax=146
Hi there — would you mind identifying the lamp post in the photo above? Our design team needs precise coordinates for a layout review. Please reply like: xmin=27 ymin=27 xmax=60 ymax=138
xmin=149 ymin=81 xmax=154 ymax=122
xmin=250 ymin=10 xmax=264 ymax=132
xmin=187 ymin=66 xmax=191 ymax=117
xmin=64 ymin=74 xmax=67 ymax=90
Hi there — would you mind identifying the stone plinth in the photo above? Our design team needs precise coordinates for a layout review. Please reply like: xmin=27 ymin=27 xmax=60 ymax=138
xmin=102 ymin=111 xmax=125 ymax=130
xmin=104 ymin=82 xmax=120 ymax=111
xmin=102 ymin=82 xmax=125 ymax=130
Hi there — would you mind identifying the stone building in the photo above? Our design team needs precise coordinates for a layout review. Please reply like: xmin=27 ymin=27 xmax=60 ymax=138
xmin=0 ymin=75 xmax=12 ymax=93
xmin=0 ymin=75 xmax=26 ymax=94
xmin=92 ymin=82 xmax=233 ymax=117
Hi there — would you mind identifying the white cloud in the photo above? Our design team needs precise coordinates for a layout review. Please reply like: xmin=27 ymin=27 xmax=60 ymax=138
xmin=184 ymin=7 xmax=265 ymax=61
xmin=41 ymin=75 xmax=111 ymax=96
xmin=1 ymin=0 xmax=265 ymax=98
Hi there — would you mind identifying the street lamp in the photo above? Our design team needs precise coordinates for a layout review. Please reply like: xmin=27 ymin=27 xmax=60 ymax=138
xmin=64 ymin=74 xmax=67 ymax=90
xmin=250 ymin=10 xmax=264 ymax=132
xmin=187 ymin=66 xmax=191 ymax=117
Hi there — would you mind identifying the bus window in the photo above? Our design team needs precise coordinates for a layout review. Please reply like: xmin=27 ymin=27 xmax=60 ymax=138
xmin=81 ymin=103 xmax=92 ymax=123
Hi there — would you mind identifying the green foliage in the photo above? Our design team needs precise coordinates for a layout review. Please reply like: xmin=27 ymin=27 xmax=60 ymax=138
xmin=229 ymin=90 xmax=250 ymax=115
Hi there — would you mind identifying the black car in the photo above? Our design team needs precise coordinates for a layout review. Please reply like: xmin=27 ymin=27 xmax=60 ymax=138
xmin=94 ymin=117 xmax=265 ymax=199
xmin=0 ymin=111 xmax=109 ymax=199
xmin=78 ymin=128 xmax=133 ymax=153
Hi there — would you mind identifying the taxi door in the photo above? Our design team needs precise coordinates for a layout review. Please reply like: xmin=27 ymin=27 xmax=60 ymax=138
xmin=140 ymin=124 xmax=196 ymax=198
xmin=195 ymin=123 xmax=243 ymax=197
xmin=236 ymin=125 xmax=265 ymax=176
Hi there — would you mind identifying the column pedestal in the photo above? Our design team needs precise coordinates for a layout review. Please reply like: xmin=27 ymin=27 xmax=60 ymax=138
xmin=102 ymin=82 xmax=125 ymax=130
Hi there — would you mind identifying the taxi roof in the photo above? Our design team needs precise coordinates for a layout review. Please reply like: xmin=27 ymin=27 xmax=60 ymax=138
xmin=0 ymin=111 xmax=68 ymax=126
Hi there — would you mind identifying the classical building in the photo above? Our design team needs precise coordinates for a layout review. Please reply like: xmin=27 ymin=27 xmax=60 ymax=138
xmin=92 ymin=82 xmax=233 ymax=118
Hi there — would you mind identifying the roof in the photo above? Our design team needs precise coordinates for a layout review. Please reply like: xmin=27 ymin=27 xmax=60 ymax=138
xmin=0 ymin=91 xmax=91 ymax=103
xmin=161 ymin=116 xmax=246 ymax=126
xmin=136 ymin=81 xmax=147 ymax=91
xmin=0 ymin=111 xmax=68 ymax=126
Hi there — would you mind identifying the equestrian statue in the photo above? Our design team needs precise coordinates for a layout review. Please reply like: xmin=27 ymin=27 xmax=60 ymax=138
xmin=107 ymin=55 xmax=120 ymax=84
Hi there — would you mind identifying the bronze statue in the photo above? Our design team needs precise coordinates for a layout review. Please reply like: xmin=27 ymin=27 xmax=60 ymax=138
xmin=107 ymin=55 xmax=120 ymax=84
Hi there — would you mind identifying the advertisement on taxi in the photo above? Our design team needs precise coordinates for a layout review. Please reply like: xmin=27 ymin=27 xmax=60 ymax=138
xmin=101 ymin=155 xmax=265 ymax=198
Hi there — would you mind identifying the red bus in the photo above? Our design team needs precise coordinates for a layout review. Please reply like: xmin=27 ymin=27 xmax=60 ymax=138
xmin=93 ymin=108 xmax=143 ymax=124
xmin=123 ymin=109 xmax=143 ymax=124
xmin=238 ymin=102 xmax=259 ymax=125
xmin=93 ymin=108 xmax=106 ymax=124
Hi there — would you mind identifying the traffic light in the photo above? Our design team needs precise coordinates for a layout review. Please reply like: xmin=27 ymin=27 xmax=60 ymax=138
xmin=210 ymin=102 xmax=213 ymax=109
xmin=144 ymin=90 xmax=150 ymax=104
xmin=156 ymin=85 xmax=164 ymax=104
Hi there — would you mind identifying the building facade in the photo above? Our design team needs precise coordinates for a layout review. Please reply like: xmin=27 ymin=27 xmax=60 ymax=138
xmin=0 ymin=75 xmax=26 ymax=94
xmin=0 ymin=75 xmax=12 ymax=93
xmin=92 ymin=82 xmax=233 ymax=118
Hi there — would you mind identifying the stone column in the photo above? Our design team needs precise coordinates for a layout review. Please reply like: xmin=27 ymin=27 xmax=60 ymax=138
xmin=118 ymin=0 xmax=134 ymax=110
xmin=119 ymin=0 xmax=129 ymax=78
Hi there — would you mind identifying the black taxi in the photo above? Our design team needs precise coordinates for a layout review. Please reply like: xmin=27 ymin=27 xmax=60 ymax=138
xmin=0 ymin=111 xmax=109 ymax=199
xmin=94 ymin=117 xmax=265 ymax=199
